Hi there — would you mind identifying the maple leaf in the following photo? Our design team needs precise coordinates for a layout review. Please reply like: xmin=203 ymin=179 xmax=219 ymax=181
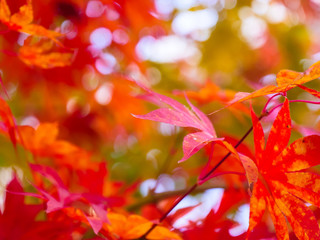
xmin=229 ymin=60 xmax=320 ymax=105
xmin=18 ymin=37 xmax=74 ymax=69
xmin=0 ymin=96 xmax=18 ymax=147
xmin=198 ymin=135 xmax=255 ymax=186
xmin=246 ymin=98 xmax=320 ymax=239
xmin=297 ymin=84 xmax=320 ymax=99
xmin=1 ymin=176 xmax=82 ymax=240
xmin=63 ymin=207 xmax=182 ymax=239
xmin=27 ymin=164 xmax=112 ymax=234
xmin=0 ymin=176 xmax=43 ymax=239
xmin=0 ymin=0 xmax=62 ymax=42
xmin=29 ymin=164 xmax=82 ymax=213
xmin=133 ymin=84 xmax=224 ymax=162
xmin=182 ymin=189 xmax=247 ymax=240
xmin=104 ymin=211 xmax=182 ymax=240
xmin=17 ymin=122 xmax=95 ymax=170
xmin=174 ymin=81 xmax=250 ymax=120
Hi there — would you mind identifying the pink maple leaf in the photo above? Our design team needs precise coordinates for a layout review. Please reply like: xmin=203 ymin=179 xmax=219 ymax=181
xmin=133 ymin=84 xmax=223 ymax=162
xmin=21 ymin=164 xmax=111 ymax=234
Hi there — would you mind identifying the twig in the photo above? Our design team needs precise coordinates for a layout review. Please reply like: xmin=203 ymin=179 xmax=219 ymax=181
xmin=139 ymin=114 xmax=265 ymax=239
xmin=127 ymin=181 xmax=230 ymax=212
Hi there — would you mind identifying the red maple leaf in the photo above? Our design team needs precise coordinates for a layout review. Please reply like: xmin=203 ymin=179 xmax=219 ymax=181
xmin=246 ymin=98 xmax=320 ymax=239
xmin=0 ymin=96 xmax=18 ymax=148
xmin=182 ymin=189 xmax=247 ymax=240
xmin=26 ymin=164 xmax=110 ymax=234
xmin=0 ymin=176 xmax=42 ymax=239
xmin=0 ymin=176 xmax=81 ymax=239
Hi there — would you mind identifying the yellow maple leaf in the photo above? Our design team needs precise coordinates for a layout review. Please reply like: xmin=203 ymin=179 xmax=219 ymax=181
xmin=229 ymin=61 xmax=320 ymax=105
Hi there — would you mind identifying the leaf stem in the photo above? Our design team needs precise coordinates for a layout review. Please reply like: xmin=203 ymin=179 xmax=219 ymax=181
xmin=199 ymin=120 xmax=258 ymax=182
xmin=127 ymin=182 xmax=232 ymax=212
xmin=289 ymin=99 xmax=320 ymax=105
xmin=139 ymin=183 xmax=197 ymax=240
xmin=262 ymin=93 xmax=282 ymax=114
xmin=265 ymin=102 xmax=284 ymax=115
xmin=263 ymin=97 xmax=320 ymax=117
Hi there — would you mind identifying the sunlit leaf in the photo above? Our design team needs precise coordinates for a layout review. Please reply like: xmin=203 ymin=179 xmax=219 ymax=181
xmin=229 ymin=61 xmax=320 ymax=105
xmin=105 ymin=212 xmax=182 ymax=240
xmin=247 ymin=98 xmax=320 ymax=239
xmin=133 ymin=83 xmax=223 ymax=162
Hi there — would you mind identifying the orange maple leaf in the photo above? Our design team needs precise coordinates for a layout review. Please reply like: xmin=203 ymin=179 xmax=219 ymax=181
xmin=296 ymin=84 xmax=320 ymax=99
xmin=246 ymin=98 xmax=320 ymax=239
xmin=104 ymin=211 xmax=182 ymax=240
xmin=229 ymin=61 xmax=320 ymax=105
xmin=176 ymin=81 xmax=250 ymax=120
xmin=0 ymin=0 xmax=62 ymax=42
xmin=63 ymin=208 xmax=182 ymax=239
xmin=19 ymin=37 xmax=74 ymax=69
xmin=18 ymin=123 xmax=96 ymax=170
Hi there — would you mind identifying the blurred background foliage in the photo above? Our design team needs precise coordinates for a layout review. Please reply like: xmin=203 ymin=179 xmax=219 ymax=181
xmin=1 ymin=0 xmax=320 ymax=237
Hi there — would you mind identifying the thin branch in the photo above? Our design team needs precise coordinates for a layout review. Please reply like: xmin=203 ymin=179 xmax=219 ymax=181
xmin=263 ymin=97 xmax=320 ymax=116
xmin=127 ymin=181 xmax=230 ymax=212
xmin=139 ymin=113 xmax=267 ymax=239
xmin=289 ymin=99 xmax=320 ymax=105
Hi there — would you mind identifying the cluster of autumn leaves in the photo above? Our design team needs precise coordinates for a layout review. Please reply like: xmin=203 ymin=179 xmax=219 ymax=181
xmin=1 ymin=0 xmax=320 ymax=239
xmin=0 ymin=0 xmax=73 ymax=69
xmin=134 ymin=61 xmax=320 ymax=239
xmin=0 ymin=0 xmax=180 ymax=239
